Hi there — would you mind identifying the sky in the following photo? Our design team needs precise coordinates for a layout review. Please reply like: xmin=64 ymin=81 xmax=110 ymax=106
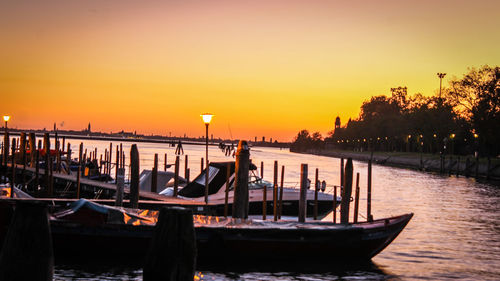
xmin=1 ymin=0 xmax=499 ymax=141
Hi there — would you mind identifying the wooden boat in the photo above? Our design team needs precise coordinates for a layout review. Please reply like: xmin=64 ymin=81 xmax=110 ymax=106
xmin=159 ymin=162 xmax=339 ymax=219
xmin=34 ymin=199 xmax=412 ymax=264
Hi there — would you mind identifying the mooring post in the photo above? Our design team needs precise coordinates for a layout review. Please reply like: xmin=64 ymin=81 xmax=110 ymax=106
xmin=233 ymin=140 xmax=250 ymax=219
xmin=340 ymin=157 xmax=344 ymax=189
xmin=29 ymin=132 xmax=36 ymax=168
xmin=174 ymin=156 xmax=180 ymax=197
xmin=184 ymin=154 xmax=188 ymax=179
xmin=367 ymin=158 xmax=373 ymax=222
xmin=66 ymin=143 xmax=71 ymax=174
xmin=299 ymin=164 xmax=308 ymax=223
xmin=44 ymin=134 xmax=50 ymax=195
xmin=278 ymin=165 xmax=285 ymax=219
xmin=19 ymin=132 xmax=26 ymax=164
xmin=224 ymin=163 xmax=230 ymax=218
xmin=10 ymin=138 xmax=16 ymax=197
xmin=48 ymin=155 xmax=54 ymax=197
xmin=35 ymin=150 xmax=40 ymax=191
xmin=130 ymin=144 xmax=140 ymax=209
xmin=354 ymin=172 xmax=360 ymax=223
xmin=164 ymin=153 xmax=167 ymax=171
xmin=273 ymin=160 xmax=278 ymax=221
xmin=3 ymin=130 xmax=9 ymax=168
xmin=200 ymin=157 xmax=204 ymax=172
xmin=78 ymin=142 xmax=83 ymax=176
xmin=108 ymin=142 xmax=113 ymax=178
xmin=0 ymin=201 xmax=54 ymax=281
xmin=143 ymin=207 xmax=196 ymax=281
xmin=115 ymin=145 xmax=119 ymax=182
xmin=115 ymin=168 xmax=125 ymax=206
xmin=314 ymin=168 xmax=319 ymax=220
xmin=333 ymin=185 xmax=337 ymax=224
xmin=119 ymin=143 xmax=123 ymax=168
xmin=76 ymin=166 xmax=81 ymax=199
xmin=151 ymin=153 xmax=158 ymax=193
xmin=261 ymin=161 xmax=266 ymax=220
xmin=340 ymin=158 xmax=353 ymax=224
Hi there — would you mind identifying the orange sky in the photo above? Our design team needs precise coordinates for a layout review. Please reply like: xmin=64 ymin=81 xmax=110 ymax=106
xmin=1 ymin=0 xmax=499 ymax=141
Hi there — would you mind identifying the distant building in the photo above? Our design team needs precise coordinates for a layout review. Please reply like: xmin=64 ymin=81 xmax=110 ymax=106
xmin=88 ymin=122 xmax=91 ymax=133
xmin=335 ymin=116 xmax=341 ymax=131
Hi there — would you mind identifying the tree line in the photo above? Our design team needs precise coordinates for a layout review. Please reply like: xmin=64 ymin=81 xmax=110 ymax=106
xmin=291 ymin=65 xmax=500 ymax=157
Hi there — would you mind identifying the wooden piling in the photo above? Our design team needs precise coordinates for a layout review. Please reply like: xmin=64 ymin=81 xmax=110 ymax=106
xmin=164 ymin=153 xmax=167 ymax=171
xmin=340 ymin=158 xmax=353 ymax=224
xmin=130 ymin=144 xmax=140 ymax=209
xmin=353 ymin=172 xmax=360 ymax=223
xmin=19 ymin=132 xmax=26 ymax=164
xmin=29 ymin=132 xmax=36 ymax=168
xmin=261 ymin=161 xmax=264 ymax=179
xmin=367 ymin=158 xmax=373 ymax=222
xmin=333 ymin=185 xmax=337 ymax=224
xmin=35 ymin=150 xmax=40 ymax=191
xmin=3 ymin=130 xmax=9 ymax=167
xmin=340 ymin=158 xmax=344 ymax=188
xmin=273 ymin=160 xmax=278 ymax=221
xmin=233 ymin=140 xmax=250 ymax=219
xmin=115 ymin=145 xmax=119 ymax=182
xmin=224 ymin=163 xmax=230 ymax=218
xmin=76 ymin=166 xmax=81 ymax=199
xmin=115 ymin=168 xmax=125 ymax=206
xmin=0 ymin=201 xmax=54 ymax=281
xmin=200 ymin=157 xmax=204 ymax=172
xmin=108 ymin=143 xmax=113 ymax=179
xmin=10 ymin=138 xmax=16 ymax=197
xmin=48 ymin=155 xmax=54 ymax=197
xmin=78 ymin=143 xmax=83 ymax=175
xmin=184 ymin=155 xmax=189 ymax=179
xmin=143 ymin=207 xmax=196 ymax=281
xmin=313 ymin=168 xmax=319 ymax=220
xmin=299 ymin=163 xmax=308 ymax=223
xmin=151 ymin=153 xmax=158 ymax=193
xmin=66 ymin=143 xmax=71 ymax=174
xmin=278 ymin=165 xmax=285 ymax=219
xmin=174 ymin=156 xmax=180 ymax=197
xmin=44 ymin=134 xmax=50 ymax=195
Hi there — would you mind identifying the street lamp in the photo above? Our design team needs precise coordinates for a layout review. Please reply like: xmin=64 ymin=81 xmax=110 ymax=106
xmin=450 ymin=133 xmax=455 ymax=155
xmin=437 ymin=73 xmax=446 ymax=101
xmin=200 ymin=113 xmax=214 ymax=204
xmin=3 ymin=115 xmax=10 ymax=130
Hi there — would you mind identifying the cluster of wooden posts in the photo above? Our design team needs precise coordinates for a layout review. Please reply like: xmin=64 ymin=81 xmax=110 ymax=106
xmin=435 ymin=154 xmax=498 ymax=180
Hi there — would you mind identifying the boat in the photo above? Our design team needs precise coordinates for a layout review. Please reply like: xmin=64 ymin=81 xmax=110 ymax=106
xmin=158 ymin=161 xmax=339 ymax=219
xmin=0 ymin=199 xmax=412 ymax=265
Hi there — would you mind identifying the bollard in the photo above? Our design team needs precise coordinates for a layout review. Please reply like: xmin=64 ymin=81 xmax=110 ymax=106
xmin=353 ymin=173 xmax=360 ymax=223
xmin=233 ymin=140 xmax=250 ymax=219
xmin=298 ymin=164 xmax=308 ymax=222
xmin=130 ymin=144 xmax=140 ymax=208
xmin=340 ymin=158 xmax=353 ymax=224
xmin=143 ymin=207 xmax=196 ymax=281
xmin=0 ymin=201 xmax=54 ymax=281
xmin=115 ymin=168 xmax=125 ymax=206
xmin=151 ymin=153 xmax=158 ymax=193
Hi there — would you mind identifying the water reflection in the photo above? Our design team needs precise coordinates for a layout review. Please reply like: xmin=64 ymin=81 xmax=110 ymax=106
xmin=52 ymin=141 xmax=500 ymax=280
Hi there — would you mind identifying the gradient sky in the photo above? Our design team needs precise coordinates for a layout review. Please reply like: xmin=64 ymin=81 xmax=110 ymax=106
xmin=1 ymin=0 xmax=499 ymax=141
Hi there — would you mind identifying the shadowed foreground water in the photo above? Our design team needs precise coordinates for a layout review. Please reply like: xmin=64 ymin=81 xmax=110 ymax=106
xmin=52 ymin=140 xmax=500 ymax=280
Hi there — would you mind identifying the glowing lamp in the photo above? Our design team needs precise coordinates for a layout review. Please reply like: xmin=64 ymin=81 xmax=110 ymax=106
xmin=201 ymin=113 xmax=214 ymax=124
xmin=3 ymin=115 xmax=10 ymax=122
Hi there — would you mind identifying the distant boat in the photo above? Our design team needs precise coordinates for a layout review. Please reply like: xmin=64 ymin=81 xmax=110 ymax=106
xmin=159 ymin=161 xmax=340 ymax=219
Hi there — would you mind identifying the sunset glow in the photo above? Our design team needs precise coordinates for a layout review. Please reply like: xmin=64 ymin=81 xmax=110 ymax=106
xmin=1 ymin=0 xmax=499 ymax=141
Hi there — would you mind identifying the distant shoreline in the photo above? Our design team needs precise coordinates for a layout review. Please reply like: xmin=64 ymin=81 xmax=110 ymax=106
xmin=297 ymin=149 xmax=500 ymax=181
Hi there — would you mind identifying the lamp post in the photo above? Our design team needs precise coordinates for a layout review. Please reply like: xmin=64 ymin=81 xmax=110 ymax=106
xmin=201 ymin=113 xmax=214 ymax=204
xmin=3 ymin=115 xmax=10 ymax=131
xmin=450 ymin=133 xmax=456 ymax=155
xmin=437 ymin=73 xmax=446 ymax=102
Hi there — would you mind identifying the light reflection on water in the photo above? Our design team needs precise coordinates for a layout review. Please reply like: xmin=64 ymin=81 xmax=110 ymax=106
xmin=54 ymin=140 xmax=499 ymax=280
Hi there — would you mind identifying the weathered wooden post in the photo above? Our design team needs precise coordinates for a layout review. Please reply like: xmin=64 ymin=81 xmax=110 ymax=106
xmin=78 ymin=142 xmax=83 ymax=176
xmin=278 ymin=165 xmax=285 ymax=219
xmin=184 ymin=155 xmax=189 ymax=179
xmin=115 ymin=145 xmax=119 ymax=182
xmin=35 ymin=150 xmax=40 ymax=191
xmin=174 ymin=156 xmax=180 ymax=197
xmin=233 ymin=140 xmax=250 ymax=219
xmin=108 ymin=143 xmax=113 ymax=178
xmin=367 ymin=158 xmax=373 ymax=222
xmin=340 ymin=158 xmax=353 ymax=224
xmin=10 ymin=138 xmax=16 ymax=197
xmin=333 ymin=185 xmax=337 ymax=224
xmin=2 ymin=130 xmax=9 ymax=168
xmin=0 ymin=201 xmax=54 ymax=281
xmin=340 ymin=157 xmax=344 ymax=188
xmin=143 ymin=207 xmax=196 ymax=281
xmin=48 ymin=155 xmax=54 ymax=197
xmin=299 ymin=164 xmax=308 ymax=223
xmin=353 ymin=172 xmax=360 ymax=223
xmin=44 ymin=134 xmax=50 ymax=195
xmin=200 ymin=157 xmax=204 ymax=172
xmin=164 ymin=153 xmax=167 ymax=171
xmin=66 ymin=143 xmax=71 ymax=174
xmin=224 ymin=163 xmax=230 ymax=218
xmin=151 ymin=153 xmax=158 ymax=193
xmin=273 ymin=160 xmax=278 ymax=221
xmin=313 ymin=167 xmax=319 ymax=220
xmin=130 ymin=144 xmax=140 ymax=209
xmin=76 ymin=166 xmax=81 ymax=199
xmin=19 ymin=132 xmax=26 ymax=164
xmin=115 ymin=168 xmax=125 ymax=206
xmin=29 ymin=132 xmax=36 ymax=168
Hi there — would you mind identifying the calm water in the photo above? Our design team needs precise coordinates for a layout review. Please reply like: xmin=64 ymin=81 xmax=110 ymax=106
xmin=50 ymin=139 xmax=499 ymax=280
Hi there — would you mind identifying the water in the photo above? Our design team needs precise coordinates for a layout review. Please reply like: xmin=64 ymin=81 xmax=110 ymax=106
xmin=43 ymin=139 xmax=500 ymax=280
